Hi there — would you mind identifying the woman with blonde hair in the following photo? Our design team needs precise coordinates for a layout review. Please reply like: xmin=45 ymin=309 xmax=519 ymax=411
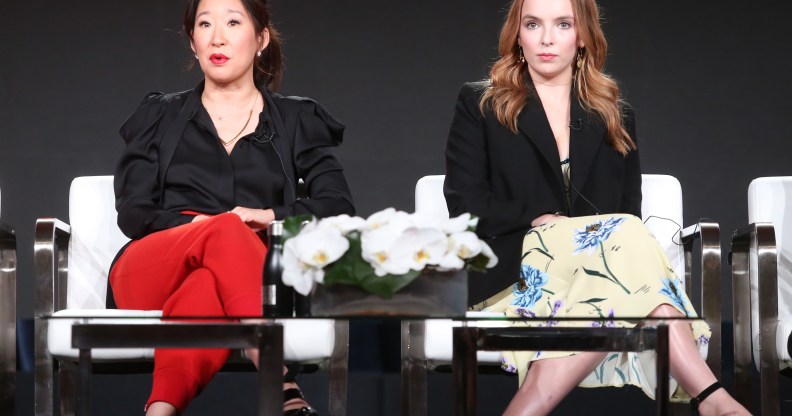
xmin=443 ymin=0 xmax=749 ymax=414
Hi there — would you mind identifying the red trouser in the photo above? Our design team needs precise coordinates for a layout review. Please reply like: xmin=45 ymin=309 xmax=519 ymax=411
xmin=109 ymin=213 xmax=266 ymax=412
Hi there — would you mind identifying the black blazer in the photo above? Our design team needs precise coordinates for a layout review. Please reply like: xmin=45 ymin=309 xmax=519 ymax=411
xmin=444 ymin=81 xmax=641 ymax=304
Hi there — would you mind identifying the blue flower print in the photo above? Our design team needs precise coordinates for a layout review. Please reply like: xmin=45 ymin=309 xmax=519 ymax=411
xmin=501 ymin=358 xmax=517 ymax=373
xmin=698 ymin=334 xmax=709 ymax=347
xmin=573 ymin=217 xmax=627 ymax=254
xmin=511 ymin=265 xmax=549 ymax=310
xmin=659 ymin=277 xmax=689 ymax=315
xmin=545 ymin=300 xmax=562 ymax=327
xmin=591 ymin=308 xmax=616 ymax=328
xmin=516 ymin=308 xmax=536 ymax=319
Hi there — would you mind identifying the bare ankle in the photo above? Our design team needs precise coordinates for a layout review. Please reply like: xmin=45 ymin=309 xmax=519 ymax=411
xmin=146 ymin=401 xmax=178 ymax=416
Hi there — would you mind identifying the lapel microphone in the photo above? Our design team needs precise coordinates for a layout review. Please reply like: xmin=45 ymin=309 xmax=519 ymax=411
xmin=252 ymin=130 xmax=276 ymax=143
xmin=569 ymin=119 xmax=584 ymax=131
xmin=252 ymin=129 xmax=297 ymax=201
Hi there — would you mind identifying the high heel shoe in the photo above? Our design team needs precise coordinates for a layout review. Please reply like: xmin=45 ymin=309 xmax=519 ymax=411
xmin=283 ymin=387 xmax=318 ymax=416
xmin=283 ymin=365 xmax=318 ymax=416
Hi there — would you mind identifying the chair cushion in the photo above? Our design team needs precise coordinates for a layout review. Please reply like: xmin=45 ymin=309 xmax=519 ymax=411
xmin=48 ymin=309 xmax=161 ymax=360
xmin=747 ymin=177 xmax=792 ymax=367
xmin=49 ymin=309 xmax=337 ymax=363
xmin=424 ymin=311 xmax=506 ymax=365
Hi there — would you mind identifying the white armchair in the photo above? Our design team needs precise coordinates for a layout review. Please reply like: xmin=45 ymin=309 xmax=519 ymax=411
xmin=34 ymin=176 xmax=348 ymax=416
xmin=731 ymin=177 xmax=792 ymax=416
xmin=0 ymin=187 xmax=17 ymax=414
xmin=402 ymin=174 xmax=722 ymax=414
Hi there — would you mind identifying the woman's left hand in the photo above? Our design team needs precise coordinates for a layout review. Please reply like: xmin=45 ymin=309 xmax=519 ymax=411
xmin=230 ymin=207 xmax=275 ymax=232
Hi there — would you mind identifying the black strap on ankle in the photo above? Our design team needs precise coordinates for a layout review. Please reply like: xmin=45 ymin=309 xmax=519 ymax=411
xmin=283 ymin=363 xmax=304 ymax=383
xmin=283 ymin=388 xmax=305 ymax=402
xmin=690 ymin=381 xmax=722 ymax=410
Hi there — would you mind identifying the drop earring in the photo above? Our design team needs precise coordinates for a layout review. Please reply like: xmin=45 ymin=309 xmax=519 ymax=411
xmin=256 ymin=50 xmax=262 ymax=58
xmin=576 ymin=48 xmax=585 ymax=70
xmin=518 ymin=46 xmax=525 ymax=64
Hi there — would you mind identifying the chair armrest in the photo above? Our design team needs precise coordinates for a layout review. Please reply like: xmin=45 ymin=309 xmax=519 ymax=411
xmin=33 ymin=218 xmax=70 ymax=416
xmin=34 ymin=218 xmax=71 ymax=317
xmin=0 ymin=221 xmax=16 ymax=380
xmin=681 ymin=221 xmax=721 ymax=379
xmin=730 ymin=223 xmax=778 ymax=412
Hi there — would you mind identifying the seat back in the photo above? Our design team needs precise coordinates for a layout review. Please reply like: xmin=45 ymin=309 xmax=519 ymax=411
xmin=67 ymin=176 xmax=130 ymax=309
xmin=641 ymin=174 xmax=685 ymax=281
xmin=747 ymin=177 xmax=792 ymax=366
xmin=415 ymin=174 xmax=685 ymax=281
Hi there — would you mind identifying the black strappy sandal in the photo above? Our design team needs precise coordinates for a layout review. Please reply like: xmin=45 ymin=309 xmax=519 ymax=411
xmin=690 ymin=381 xmax=723 ymax=412
xmin=284 ymin=365 xmax=318 ymax=416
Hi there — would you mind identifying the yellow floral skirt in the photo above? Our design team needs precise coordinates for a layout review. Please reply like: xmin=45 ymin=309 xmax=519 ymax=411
xmin=475 ymin=214 xmax=710 ymax=399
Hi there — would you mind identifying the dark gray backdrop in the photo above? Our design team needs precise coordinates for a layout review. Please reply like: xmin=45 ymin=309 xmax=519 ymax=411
xmin=2 ymin=1 xmax=791 ymax=415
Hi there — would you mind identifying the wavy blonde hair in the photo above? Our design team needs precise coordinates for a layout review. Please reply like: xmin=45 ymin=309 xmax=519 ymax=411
xmin=480 ymin=0 xmax=635 ymax=155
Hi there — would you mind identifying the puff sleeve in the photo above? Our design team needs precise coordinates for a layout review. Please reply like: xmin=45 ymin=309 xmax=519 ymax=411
xmin=269 ymin=99 xmax=355 ymax=219
xmin=114 ymin=94 xmax=194 ymax=239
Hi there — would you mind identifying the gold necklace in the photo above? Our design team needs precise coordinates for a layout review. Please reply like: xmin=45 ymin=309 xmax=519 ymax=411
xmin=533 ymin=80 xmax=572 ymax=87
xmin=218 ymin=94 xmax=258 ymax=146
xmin=218 ymin=107 xmax=254 ymax=146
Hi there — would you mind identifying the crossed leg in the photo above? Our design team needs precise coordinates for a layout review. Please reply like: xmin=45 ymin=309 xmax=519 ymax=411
xmin=503 ymin=304 xmax=750 ymax=416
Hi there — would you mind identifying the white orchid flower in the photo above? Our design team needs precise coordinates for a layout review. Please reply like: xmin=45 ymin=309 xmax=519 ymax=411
xmin=447 ymin=231 xmax=483 ymax=259
xmin=281 ymin=228 xmax=349 ymax=295
xmin=292 ymin=228 xmax=349 ymax=268
xmin=282 ymin=238 xmax=322 ymax=296
xmin=317 ymin=214 xmax=366 ymax=234
xmin=389 ymin=227 xmax=449 ymax=271
xmin=361 ymin=225 xmax=412 ymax=276
xmin=365 ymin=207 xmax=397 ymax=229
xmin=436 ymin=231 xmax=480 ymax=270
xmin=442 ymin=213 xmax=472 ymax=234
xmin=479 ymin=240 xmax=498 ymax=268
xmin=365 ymin=208 xmax=413 ymax=234
xmin=437 ymin=254 xmax=465 ymax=270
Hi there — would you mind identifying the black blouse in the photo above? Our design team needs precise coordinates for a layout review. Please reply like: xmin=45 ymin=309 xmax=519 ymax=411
xmin=114 ymin=81 xmax=355 ymax=240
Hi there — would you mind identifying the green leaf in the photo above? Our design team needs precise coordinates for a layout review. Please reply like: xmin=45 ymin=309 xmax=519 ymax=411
xmin=319 ymin=231 xmax=422 ymax=298
xmin=323 ymin=232 xmax=369 ymax=286
xmin=282 ymin=214 xmax=313 ymax=241
xmin=581 ymin=267 xmax=611 ymax=280
xmin=580 ymin=298 xmax=607 ymax=304
xmin=467 ymin=253 xmax=490 ymax=272
xmin=467 ymin=215 xmax=480 ymax=232
xmin=358 ymin=270 xmax=421 ymax=298
xmin=614 ymin=368 xmax=626 ymax=383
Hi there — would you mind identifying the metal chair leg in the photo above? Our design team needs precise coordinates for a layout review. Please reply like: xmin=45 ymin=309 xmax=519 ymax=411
xmin=58 ymin=361 xmax=78 ymax=416
xmin=401 ymin=320 xmax=427 ymax=416
xmin=329 ymin=320 xmax=349 ymax=416
xmin=0 ymin=223 xmax=16 ymax=416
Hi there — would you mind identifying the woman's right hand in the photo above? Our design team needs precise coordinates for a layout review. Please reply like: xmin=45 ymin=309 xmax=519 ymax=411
xmin=192 ymin=214 xmax=210 ymax=223
xmin=531 ymin=213 xmax=568 ymax=227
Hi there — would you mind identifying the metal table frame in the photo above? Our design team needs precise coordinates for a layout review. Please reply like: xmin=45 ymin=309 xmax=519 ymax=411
xmin=451 ymin=324 xmax=670 ymax=416
xmin=70 ymin=322 xmax=283 ymax=416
